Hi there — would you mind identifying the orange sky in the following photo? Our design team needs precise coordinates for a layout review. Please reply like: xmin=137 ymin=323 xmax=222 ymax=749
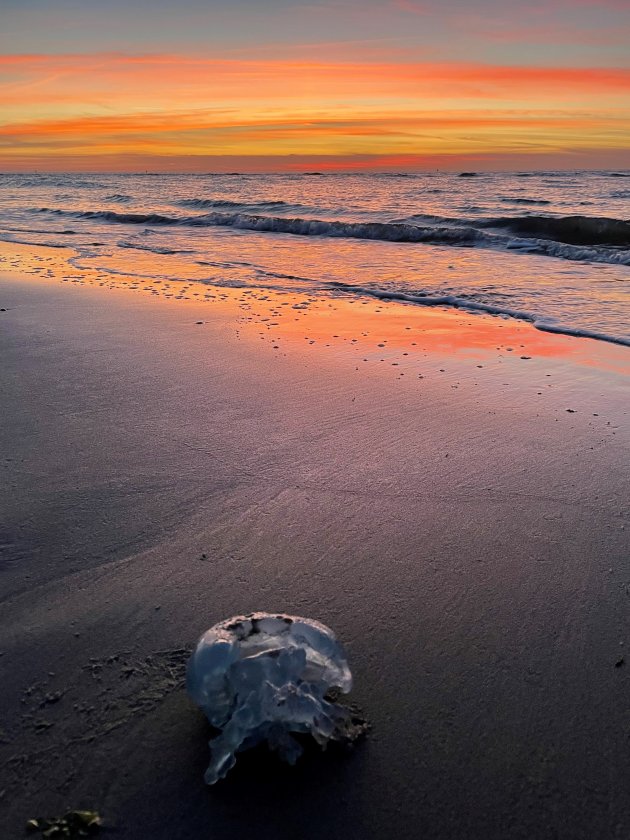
xmin=1 ymin=0 xmax=629 ymax=171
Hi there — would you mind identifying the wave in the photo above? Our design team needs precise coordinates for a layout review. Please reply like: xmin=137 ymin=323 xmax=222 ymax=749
xmin=40 ymin=208 xmax=178 ymax=225
xmin=191 ymin=212 xmax=483 ymax=244
xmin=500 ymin=197 xmax=551 ymax=206
xmin=0 ymin=224 xmax=76 ymax=235
xmin=105 ymin=193 xmax=133 ymax=203
xmin=0 ymin=233 xmax=68 ymax=248
xmin=197 ymin=258 xmax=257 ymax=268
xmin=32 ymin=207 xmax=630 ymax=266
xmin=35 ymin=206 xmax=482 ymax=243
xmin=326 ymin=282 xmax=630 ymax=347
xmin=118 ymin=240 xmax=195 ymax=255
xmin=481 ymin=214 xmax=630 ymax=247
xmin=176 ymin=197 xmax=310 ymax=213
xmin=5 ymin=176 xmax=107 ymax=189
xmin=504 ymin=237 xmax=630 ymax=265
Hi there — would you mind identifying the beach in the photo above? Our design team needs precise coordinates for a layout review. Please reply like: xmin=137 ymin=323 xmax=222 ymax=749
xmin=1 ymin=241 xmax=629 ymax=839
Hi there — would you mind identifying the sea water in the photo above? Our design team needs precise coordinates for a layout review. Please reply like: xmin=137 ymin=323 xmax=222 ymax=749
xmin=0 ymin=171 xmax=628 ymax=344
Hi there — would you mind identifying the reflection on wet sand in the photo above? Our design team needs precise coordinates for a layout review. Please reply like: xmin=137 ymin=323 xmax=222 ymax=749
xmin=3 ymin=241 xmax=628 ymax=382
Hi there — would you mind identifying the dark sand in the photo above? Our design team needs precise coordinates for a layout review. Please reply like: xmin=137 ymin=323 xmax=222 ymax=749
xmin=1 ymin=253 xmax=629 ymax=840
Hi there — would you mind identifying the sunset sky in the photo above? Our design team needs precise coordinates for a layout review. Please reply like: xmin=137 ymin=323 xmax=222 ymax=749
xmin=1 ymin=0 xmax=629 ymax=172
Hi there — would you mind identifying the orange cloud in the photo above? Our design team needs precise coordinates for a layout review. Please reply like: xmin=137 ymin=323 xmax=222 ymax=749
xmin=2 ymin=109 xmax=627 ymax=139
xmin=1 ymin=53 xmax=628 ymax=169
xmin=2 ymin=53 xmax=629 ymax=98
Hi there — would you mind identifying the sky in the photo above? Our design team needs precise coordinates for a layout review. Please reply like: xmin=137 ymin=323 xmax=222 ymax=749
xmin=1 ymin=0 xmax=629 ymax=172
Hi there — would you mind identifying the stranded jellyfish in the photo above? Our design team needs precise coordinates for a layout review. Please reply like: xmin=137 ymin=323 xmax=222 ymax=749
xmin=187 ymin=612 xmax=364 ymax=784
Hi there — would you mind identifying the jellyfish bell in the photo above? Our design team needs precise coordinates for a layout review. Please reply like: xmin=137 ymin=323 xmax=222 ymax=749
xmin=187 ymin=612 xmax=357 ymax=784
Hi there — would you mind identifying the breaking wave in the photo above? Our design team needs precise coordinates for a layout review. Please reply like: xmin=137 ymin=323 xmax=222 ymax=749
xmin=32 ymin=206 xmax=630 ymax=266
xmin=480 ymin=214 xmax=630 ymax=247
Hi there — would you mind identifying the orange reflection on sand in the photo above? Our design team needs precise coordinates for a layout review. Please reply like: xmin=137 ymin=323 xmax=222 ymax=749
xmin=2 ymin=241 xmax=628 ymax=378
xmin=253 ymin=292 xmax=630 ymax=373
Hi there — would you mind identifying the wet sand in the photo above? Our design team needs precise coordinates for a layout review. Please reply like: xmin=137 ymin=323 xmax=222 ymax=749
xmin=1 ymin=244 xmax=629 ymax=840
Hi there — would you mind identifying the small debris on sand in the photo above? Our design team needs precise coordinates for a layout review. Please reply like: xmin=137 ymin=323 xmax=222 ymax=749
xmin=26 ymin=810 xmax=102 ymax=837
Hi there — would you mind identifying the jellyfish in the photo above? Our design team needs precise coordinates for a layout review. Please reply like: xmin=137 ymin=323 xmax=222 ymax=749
xmin=187 ymin=612 xmax=361 ymax=784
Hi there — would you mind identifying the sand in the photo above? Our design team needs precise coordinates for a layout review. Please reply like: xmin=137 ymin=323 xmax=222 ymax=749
xmin=0 ymin=245 xmax=629 ymax=840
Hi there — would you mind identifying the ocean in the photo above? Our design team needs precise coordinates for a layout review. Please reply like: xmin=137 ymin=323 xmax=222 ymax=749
xmin=1 ymin=170 xmax=629 ymax=345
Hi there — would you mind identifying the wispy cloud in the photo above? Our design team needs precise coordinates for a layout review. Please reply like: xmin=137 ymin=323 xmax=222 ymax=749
xmin=2 ymin=53 xmax=629 ymax=98
xmin=1 ymin=53 xmax=628 ymax=168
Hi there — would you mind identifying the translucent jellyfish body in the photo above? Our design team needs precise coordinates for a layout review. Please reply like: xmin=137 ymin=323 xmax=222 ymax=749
xmin=187 ymin=612 xmax=356 ymax=784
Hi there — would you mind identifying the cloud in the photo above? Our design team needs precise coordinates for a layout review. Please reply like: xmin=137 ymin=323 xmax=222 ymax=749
xmin=1 ymin=53 xmax=628 ymax=165
xmin=2 ymin=53 xmax=629 ymax=101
